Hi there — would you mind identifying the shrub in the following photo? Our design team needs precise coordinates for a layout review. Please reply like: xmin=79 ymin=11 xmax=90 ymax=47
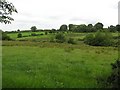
xmin=17 ymin=33 xmax=22 ymax=38
xmin=84 ymin=31 xmax=113 ymax=46
xmin=97 ymin=59 xmax=120 ymax=88
xmin=55 ymin=33 xmax=66 ymax=43
xmin=107 ymin=59 xmax=120 ymax=88
xmin=40 ymin=33 xmax=44 ymax=35
xmin=45 ymin=32 xmax=48 ymax=35
xmin=49 ymin=31 xmax=53 ymax=34
xmin=2 ymin=32 xmax=11 ymax=40
xmin=84 ymin=34 xmax=94 ymax=45
xmin=50 ymin=36 xmax=55 ymax=42
xmin=31 ymin=33 xmax=37 ymax=36
xmin=68 ymin=38 xmax=76 ymax=44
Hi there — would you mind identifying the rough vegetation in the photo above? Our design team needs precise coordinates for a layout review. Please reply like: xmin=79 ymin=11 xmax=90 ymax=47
xmin=84 ymin=31 xmax=113 ymax=46
xmin=97 ymin=59 xmax=120 ymax=88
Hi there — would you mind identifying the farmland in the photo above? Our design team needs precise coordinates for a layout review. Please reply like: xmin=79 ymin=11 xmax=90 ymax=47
xmin=2 ymin=31 xmax=118 ymax=88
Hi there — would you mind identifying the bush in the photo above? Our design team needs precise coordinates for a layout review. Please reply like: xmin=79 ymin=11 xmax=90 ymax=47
xmin=17 ymin=33 xmax=22 ymax=38
xmin=84 ymin=31 xmax=113 ymax=46
xmin=84 ymin=34 xmax=94 ymax=45
xmin=31 ymin=33 xmax=37 ymax=36
xmin=68 ymin=38 xmax=76 ymax=44
xmin=97 ymin=59 xmax=120 ymax=88
xmin=40 ymin=33 xmax=44 ymax=35
xmin=55 ymin=33 xmax=66 ymax=43
xmin=50 ymin=36 xmax=55 ymax=42
xmin=107 ymin=59 xmax=120 ymax=88
xmin=45 ymin=32 xmax=48 ymax=35
xmin=2 ymin=32 xmax=11 ymax=40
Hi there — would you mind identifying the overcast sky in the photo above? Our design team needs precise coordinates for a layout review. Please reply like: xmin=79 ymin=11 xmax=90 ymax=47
xmin=0 ymin=0 xmax=119 ymax=31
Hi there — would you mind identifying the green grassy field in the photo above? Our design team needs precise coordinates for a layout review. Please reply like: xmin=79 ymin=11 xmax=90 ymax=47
xmin=2 ymin=32 xmax=118 ymax=88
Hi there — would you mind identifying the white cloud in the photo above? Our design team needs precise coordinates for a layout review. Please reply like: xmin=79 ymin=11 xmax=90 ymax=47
xmin=0 ymin=0 xmax=120 ymax=31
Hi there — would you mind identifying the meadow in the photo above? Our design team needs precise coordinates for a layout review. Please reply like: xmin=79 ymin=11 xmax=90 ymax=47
xmin=2 ymin=31 xmax=118 ymax=88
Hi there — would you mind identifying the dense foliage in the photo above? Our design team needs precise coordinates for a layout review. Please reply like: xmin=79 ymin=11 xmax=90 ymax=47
xmin=17 ymin=33 xmax=22 ymax=38
xmin=31 ymin=26 xmax=37 ymax=32
xmin=97 ymin=59 xmax=120 ymax=88
xmin=67 ymin=38 xmax=76 ymax=44
xmin=2 ymin=31 xmax=11 ymax=40
xmin=67 ymin=23 xmax=119 ymax=33
xmin=84 ymin=31 xmax=113 ymax=46
xmin=59 ymin=24 xmax=68 ymax=31
xmin=0 ymin=0 xmax=17 ymax=24
xmin=55 ymin=33 xmax=66 ymax=43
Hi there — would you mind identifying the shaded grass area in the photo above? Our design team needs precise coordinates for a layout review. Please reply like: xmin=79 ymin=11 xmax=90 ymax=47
xmin=2 ymin=45 xmax=118 ymax=88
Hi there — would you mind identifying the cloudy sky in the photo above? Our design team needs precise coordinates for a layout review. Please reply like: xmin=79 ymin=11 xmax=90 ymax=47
xmin=0 ymin=0 xmax=119 ymax=31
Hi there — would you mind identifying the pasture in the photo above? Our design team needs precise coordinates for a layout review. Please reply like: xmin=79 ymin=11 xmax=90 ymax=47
xmin=2 ymin=32 xmax=118 ymax=88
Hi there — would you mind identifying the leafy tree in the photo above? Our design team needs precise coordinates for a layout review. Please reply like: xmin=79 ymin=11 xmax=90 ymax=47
xmin=51 ymin=29 xmax=56 ymax=34
xmin=116 ymin=24 xmax=120 ymax=32
xmin=87 ymin=24 xmax=95 ymax=32
xmin=17 ymin=29 xmax=20 ymax=32
xmin=31 ymin=26 xmax=37 ymax=32
xmin=75 ymin=24 xmax=87 ymax=32
xmin=0 ymin=0 xmax=17 ymax=24
xmin=68 ymin=24 xmax=74 ymax=31
xmin=52 ymin=29 xmax=56 ymax=31
xmin=1 ymin=30 xmax=11 ymax=40
xmin=88 ymin=24 xmax=93 ymax=28
xmin=108 ymin=25 xmax=116 ymax=32
xmin=94 ymin=22 xmax=104 ymax=31
xmin=59 ymin=24 xmax=68 ymax=31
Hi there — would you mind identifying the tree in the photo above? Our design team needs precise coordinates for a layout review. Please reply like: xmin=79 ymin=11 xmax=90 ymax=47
xmin=0 ymin=0 xmax=17 ymax=24
xmin=94 ymin=22 xmax=104 ymax=31
xmin=116 ymin=24 xmax=120 ymax=32
xmin=1 ymin=30 xmax=11 ymax=40
xmin=87 ymin=24 xmax=95 ymax=32
xmin=59 ymin=24 xmax=68 ymax=31
xmin=31 ymin=26 xmax=37 ymax=32
xmin=68 ymin=24 xmax=74 ymax=31
xmin=108 ymin=25 xmax=116 ymax=32
xmin=17 ymin=29 xmax=20 ymax=32
xmin=75 ymin=24 xmax=87 ymax=32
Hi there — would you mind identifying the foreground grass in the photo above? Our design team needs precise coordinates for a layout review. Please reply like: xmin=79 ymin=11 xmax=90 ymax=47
xmin=2 ymin=43 xmax=118 ymax=88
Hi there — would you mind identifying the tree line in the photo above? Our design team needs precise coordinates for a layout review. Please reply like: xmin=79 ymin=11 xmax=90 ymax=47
xmin=59 ymin=22 xmax=120 ymax=32
xmin=9 ymin=22 xmax=119 ymax=33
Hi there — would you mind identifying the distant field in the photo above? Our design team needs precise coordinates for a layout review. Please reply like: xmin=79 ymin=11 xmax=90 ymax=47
xmin=7 ymin=32 xmax=118 ymax=40
xmin=7 ymin=32 xmax=46 ymax=40
xmin=2 ymin=32 xmax=118 ymax=88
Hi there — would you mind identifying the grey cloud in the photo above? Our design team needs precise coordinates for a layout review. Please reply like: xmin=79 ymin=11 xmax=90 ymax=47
xmin=70 ymin=17 xmax=98 ymax=24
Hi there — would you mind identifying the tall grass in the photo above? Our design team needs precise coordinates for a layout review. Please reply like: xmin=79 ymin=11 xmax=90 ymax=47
xmin=2 ymin=45 xmax=118 ymax=88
